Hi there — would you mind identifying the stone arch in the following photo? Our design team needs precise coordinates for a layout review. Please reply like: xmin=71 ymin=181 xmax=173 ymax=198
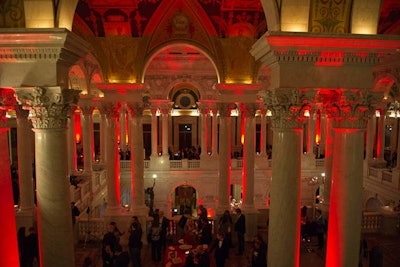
xmin=364 ymin=196 xmax=384 ymax=212
xmin=141 ymin=42 xmax=221 ymax=84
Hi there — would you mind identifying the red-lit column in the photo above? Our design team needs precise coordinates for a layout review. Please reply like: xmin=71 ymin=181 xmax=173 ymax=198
xmin=79 ymin=97 xmax=95 ymax=175
xmin=307 ymin=112 xmax=316 ymax=154
xmin=267 ymin=89 xmax=304 ymax=267
xmin=376 ymin=110 xmax=385 ymax=161
xmin=325 ymin=92 xmax=371 ymax=267
xmin=119 ymin=104 xmax=127 ymax=160
xmin=127 ymin=103 xmax=147 ymax=215
xmin=15 ymin=104 xmax=35 ymax=222
xmin=259 ymin=112 xmax=267 ymax=157
xmin=211 ymin=108 xmax=218 ymax=158
xmin=101 ymin=102 xmax=121 ymax=213
xmin=365 ymin=113 xmax=377 ymax=161
xmin=160 ymin=102 xmax=171 ymax=158
xmin=150 ymin=106 xmax=158 ymax=157
xmin=0 ymin=89 xmax=20 ymax=267
xmin=67 ymin=108 xmax=78 ymax=174
xmin=15 ymin=87 xmax=79 ymax=267
xmin=323 ymin=117 xmax=333 ymax=206
xmin=216 ymin=103 xmax=234 ymax=214
xmin=241 ymin=103 xmax=258 ymax=240
xmin=198 ymin=104 xmax=209 ymax=159
xmin=100 ymin=112 xmax=107 ymax=164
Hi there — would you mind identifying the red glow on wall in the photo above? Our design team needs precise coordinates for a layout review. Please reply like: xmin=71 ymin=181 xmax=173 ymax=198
xmin=207 ymin=208 xmax=214 ymax=218
xmin=74 ymin=111 xmax=82 ymax=143
xmin=315 ymin=110 xmax=321 ymax=145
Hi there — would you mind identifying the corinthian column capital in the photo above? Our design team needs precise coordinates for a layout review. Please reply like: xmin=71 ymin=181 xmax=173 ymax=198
xmin=265 ymin=88 xmax=314 ymax=129
xmin=127 ymin=102 xmax=144 ymax=117
xmin=14 ymin=87 xmax=80 ymax=129
xmin=320 ymin=90 xmax=381 ymax=129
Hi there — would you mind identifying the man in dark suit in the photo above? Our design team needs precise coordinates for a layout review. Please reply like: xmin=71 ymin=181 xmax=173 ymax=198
xmin=159 ymin=210 xmax=170 ymax=251
xmin=234 ymin=208 xmax=246 ymax=255
xmin=210 ymin=231 xmax=230 ymax=267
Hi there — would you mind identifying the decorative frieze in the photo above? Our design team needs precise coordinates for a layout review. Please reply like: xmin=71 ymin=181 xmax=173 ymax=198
xmin=14 ymin=87 xmax=79 ymax=129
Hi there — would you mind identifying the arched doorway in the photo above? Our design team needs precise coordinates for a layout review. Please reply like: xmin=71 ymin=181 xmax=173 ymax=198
xmin=172 ymin=185 xmax=197 ymax=216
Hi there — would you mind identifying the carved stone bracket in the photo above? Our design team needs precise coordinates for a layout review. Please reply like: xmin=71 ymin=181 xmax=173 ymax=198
xmin=264 ymin=88 xmax=315 ymax=129
xmin=14 ymin=87 xmax=80 ymax=129
xmin=321 ymin=90 xmax=382 ymax=129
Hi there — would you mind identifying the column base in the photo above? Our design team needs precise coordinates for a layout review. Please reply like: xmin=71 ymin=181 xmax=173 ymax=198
xmin=16 ymin=207 xmax=36 ymax=230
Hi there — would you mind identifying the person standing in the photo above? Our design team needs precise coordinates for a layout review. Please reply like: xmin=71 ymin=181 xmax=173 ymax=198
xmin=149 ymin=217 xmax=162 ymax=262
xmin=159 ymin=210 xmax=170 ymax=252
xmin=210 ymin=232 xmax=230 ymax=267
xmin=234 ymin=208 xmax=246 ymax=255
xmin=128 ymin=216 xmax=143 ymax=267
xmin=218 ymin=210 xmax=233 ymax=247
xmin=25 ymin=227 xmax=39 ymax=267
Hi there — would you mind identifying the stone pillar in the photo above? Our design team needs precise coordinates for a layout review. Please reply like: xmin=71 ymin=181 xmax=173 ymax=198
xmin=365 ymin=113 xmax=376 ymax=161
xmin=377 ymin=111 xmax=385 ymax=161
xmin=240 ymin=103 xmax=258 ymax=240
xmin=100 ymin=112 xmax=107 ymax=163
xmin=0 ymin=89 xmax=20 ymax=267
xmin=266 ymin=88 xmax=305 ymax=267
xmin=67 ymin=109 xmax=77 ymax=174
xmin=259 ymin=112 xmax=267 ymax=157
xmin=211 ymin=108 xmax=218 ymax=158
xmin=216 ymin=103 xmax=234 ymax=214
xmin=307 ymin=112 xmax=316 ymax=154
xmin=15 ymin=87 xmax=80 ymax=267
xmin=160 ymin=104 xmax=170 ymax=158
xmin=79 ymin=99 xmax=94 ymax=175
xmin=119 ymin=104 xmax=127 ymax=160
xmin=150 ymin=107 xmax=158 ymax=157
xmin=101 ymin=102 xmax=121 ymax=213
xmin=198 ymin=104 xmax=209 ymax=159
xmin=127 ymin=103 xmax=147 ymax=215
xmin=323 ymin=117 xmax=333 ymax=206
xmin=15 ymin=104 xmax=35 ymax=224
xmin=325 ymin=91 xmax=374 ymax=267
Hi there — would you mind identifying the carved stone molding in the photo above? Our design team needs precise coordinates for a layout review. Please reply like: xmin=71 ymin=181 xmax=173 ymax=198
xmin=127 ymin=102 xmax=144 ymax=117
xmin=264 ymin=88 xmax=313 ymax=129
xmin=217 ymin=103 xmax=236 ymax=117
xmin=321 ymin=90 xmax=381 ymax=129
xmin=99 ymin=101 xmax=121 ymax=120
xmin=240 ymin=103 xmax=258 ymax=118
xmin=14 ymin=87 xmax=80 ymax=129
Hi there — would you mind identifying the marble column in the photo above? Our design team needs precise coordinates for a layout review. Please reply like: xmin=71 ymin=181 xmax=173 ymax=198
xmin=119 ymin=104 xmax=127 ymax=160
xmin=127 ymin=103 xmax=147 ymax=215
xmin=267 ymin=89 xmax=304 ymax=267
xmin=241 ymin=103 xmax=257 ymax=208
xmin=150 ymin=107 xmax=158 ymax=157
xmin=80 ymin=100 xmax=94 ymax=175
xmin=365 ymin=114 xmax=377 ymax=161
xmin=160 ymin=104 xmax=170 ymax=158
xmin=325 ymin=91 xmax=371 ymax=267
xmin=211 ymin=108 xmax=218 ymax=158
xmin=67 ymin=109 xmax=77 ymax=174
xmin=100 ymin=112 xmax=107 ymax=164
xmin=216 ymin=103 xmax=234 ymax=214
xmin=199 ymin=106 xmax=209 ymax=159
xmin=259 ymin=112 xmax=267 ymax=157
xmin=377 ymin=111 xmax=385 ymax=161
xmin=15 ymin=105 xmax=35 ymax=220
xmin=307 ymin=112 xmax=316 ymax=154
xmin=15 ymin=87 xmax=80 ymax=267
xmin=323 ymin=117 xmax=333 ymax=206
xmin=101 ymin=102 xmax=121 ymax=213
xmin=0 ymin=89 xmax=20 ymax=266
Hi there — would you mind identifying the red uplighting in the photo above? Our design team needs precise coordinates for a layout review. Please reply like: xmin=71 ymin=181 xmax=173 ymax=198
xmin=74 ymin=111 xmax=82 ymax=143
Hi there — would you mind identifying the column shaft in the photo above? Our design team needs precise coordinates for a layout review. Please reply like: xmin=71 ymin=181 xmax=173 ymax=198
xmin=326 ymin=129 xmax=364 ymax=267
xmin=151 ymin=109 xmax=158 ymax=157
xmin=260 ymin=113 xmax=267 ymax=156
xmin=268 ymin=128 xmax=302 ymax=267
xmin=217 ymin=114 xmax=231 ymax=212
xmin=162 ymin=113 xmax=169 ymax=157
xmin=211 ymin=111 xmax=218 ymax=157
xmin=81 ymin=108 xmax=94 ymax=174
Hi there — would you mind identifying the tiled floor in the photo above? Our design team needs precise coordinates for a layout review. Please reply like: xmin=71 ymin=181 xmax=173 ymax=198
xmin=75 ymin=233 xmax=400 ymax=267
